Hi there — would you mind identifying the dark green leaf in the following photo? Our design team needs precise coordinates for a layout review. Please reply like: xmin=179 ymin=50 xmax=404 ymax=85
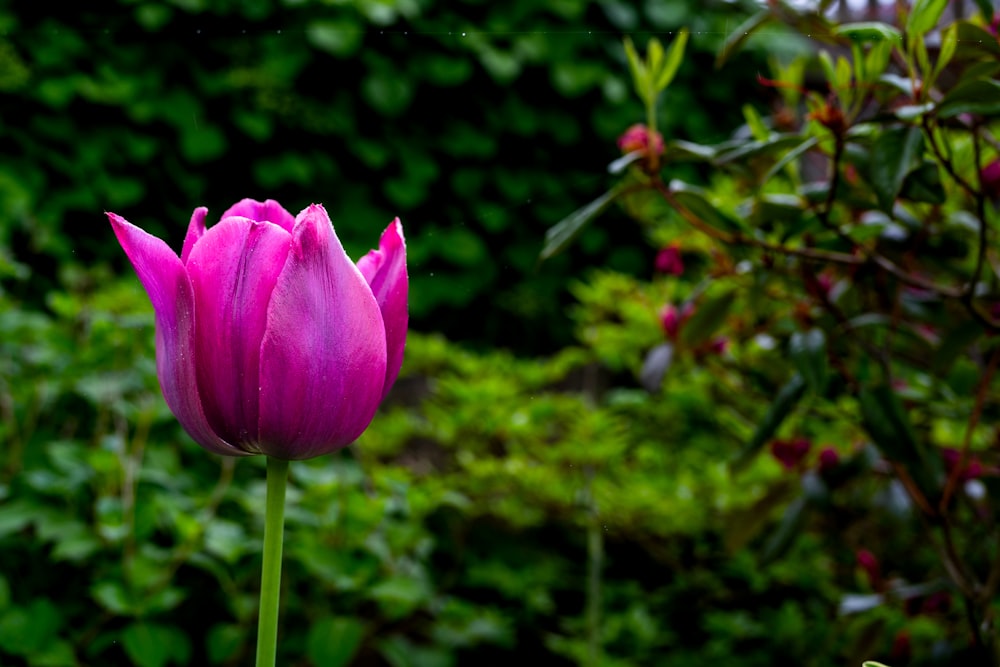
xmin=936 ymin=78 xmax=1000 ymax=118
xmin=680 ymin=290 xmax=736 ymax=346
xmin=762 ymin=135 xmax=819 ymax=183
xmin=716 ymin=10 xmax=773 ymax=67
xmin=899 ymin=160 xmax=945 ymax=204
xmin=933 ymin=320 xmax=983 ymax=373
xmin=121 ymin=623 xmax=188 ymax=667
xmin=732 ymin=374 xmax=808 ymax=471
xmin=669 ymin=181 xmax=745 ymax=234
xmin=761 ymin=495 xmax=809 ymax=563
xmin=869 ymin=125 xmax=924 ymax=211
xmin=539 ymin=187 xmax=621 ymax=261
xmin=973 ymin=0 xmax=995 ymax=21
xmin=834 ymin=22 xmax=901 ymax=43
xmin=858 ymin=384 xmax=924 ymax=466
xmin=307 ymin=616 xmax=366 ymax=667
xmin=664 ymin=139 xmax=717 ymax=162
xmin=789 ymin=329 xmax=828 ymax=395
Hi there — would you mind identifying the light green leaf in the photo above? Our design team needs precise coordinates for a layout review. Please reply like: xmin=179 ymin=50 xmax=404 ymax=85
xmin=654 ymin=28 xmax=689 ymax=92
xmin=906 ymin=0 xmax=948 ymax=36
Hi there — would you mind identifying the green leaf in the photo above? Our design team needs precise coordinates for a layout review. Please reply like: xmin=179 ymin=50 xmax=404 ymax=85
xmin=833 ymin=22 xmax=901 ymax=44
xmin=307 ymin=616 xmax=366 ymax=667
xmin=789 ymin=329 xmax=828 ymax=395
xmin=742 ymin=104 xmax=769 ymax=142
xmin=933 ymin=320 xmax=983 ymax=374
xmin=899 ymin=160 xmax=945 ymax=204
xmin=664 ymin=139 xmax=717 ymax=162
xmin=622 ymin=38 xmax=649 ymax=103
xmin=306 ymin=19 xmax=363 ymax=57
xmin=973 ymin=0 xmax=995 ymax=21
xmin=859 ymin=384 xmax=923 ymax=466
xmin=936 ymin=78 xmax=1000 ymax=118
xmin=760 ymin=495 xmax=809 ymax=563
xmin=732 ymin=374 xmax=808 ymax=471
xmin=680 ymin=290 xmax=735 ymax=346
xmin=906 ymin=0 xmax=948 ymax=36
xmin=870 ymin=125 xmax=924 ymax=211
xmin=539 ymin=187 xmax=621 ymax=261
xmin=206 ymin=624 xmax=245 ymax=664
xmin=122 ymin=623 xmax=188 ymax=667
xmin=654 ymin=28 xmax=689 ymax=92
xmin=368 ymin=577 xmax=430 ymax=620
xmin=669 ymin=180 xmax=745 ymax=234
xmin=716 ymin=10 xmax=773 ymax=67
xmin=762 ymin=135 xmax=819 ymax=183
xmin=932 ymin=24 xmax=957 ymax=83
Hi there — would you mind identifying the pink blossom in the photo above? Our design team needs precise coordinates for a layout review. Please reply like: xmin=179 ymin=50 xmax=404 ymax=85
xmin=109 ymin=199 xmax=408 ymax=459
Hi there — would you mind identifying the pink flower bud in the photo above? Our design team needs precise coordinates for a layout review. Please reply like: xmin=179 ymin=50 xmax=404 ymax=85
xmin=617 ymin=123 xmax=665 ymax=157
xmin=942 ymin=448 xmax=983 ymax=482
xmin=654 ymin=243 xmax=684 ymax=276
xmin=856 ymin=549 xmax=881 ymax=589
xmin=660 ymin=304 xmax=681 ymax=338
xmin=982 ymin=159 xmax=1000 ymax=202
xmin=709 ymin=337 xmax=728 ymax=355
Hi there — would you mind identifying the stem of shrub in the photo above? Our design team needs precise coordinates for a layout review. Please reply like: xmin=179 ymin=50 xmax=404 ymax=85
xmin=256 ymin=457 xmax=289 ymax=667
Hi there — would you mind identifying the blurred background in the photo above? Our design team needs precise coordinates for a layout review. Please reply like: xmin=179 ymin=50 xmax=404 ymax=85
xmin=2 ymin=0 xmax=996 ymax=665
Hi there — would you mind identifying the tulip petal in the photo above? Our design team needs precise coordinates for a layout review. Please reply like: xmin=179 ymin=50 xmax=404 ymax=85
xmin=107 ymin=212 xmax=246 ymax=456
xmin=181 ymin=207 xmax=208 ymax=265
xmin=185 ymin=217 xmax=292 ymax=450
xmin=220 ymin=198 xmax=296 ymax=233
xmin=357 ymin=218 xmax=408 ymax=399
xmin=258 ymin=204 xmax=387 ymax=460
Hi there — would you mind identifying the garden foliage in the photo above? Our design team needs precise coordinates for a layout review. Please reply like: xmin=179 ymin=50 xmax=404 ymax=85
xmin=3 ymin=0 xmax=1000 ymax=665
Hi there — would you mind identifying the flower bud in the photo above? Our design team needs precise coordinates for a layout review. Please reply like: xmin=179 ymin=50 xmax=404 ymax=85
xmin=769 ymin=437 xmax=811 ymax=471
xmin=617 ymin=123 xmax=664 ymax=157
xmin=654 ymin=243 xmax=684 ymax=276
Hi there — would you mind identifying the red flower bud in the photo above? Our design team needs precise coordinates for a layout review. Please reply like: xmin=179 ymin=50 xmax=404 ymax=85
xmin=769 ymin=438 xmax=811 ymax=471
xmin=617 ymin=123 xmax=664 ymax=157
xmin=818 ymin=447 xmax=839 ymax=473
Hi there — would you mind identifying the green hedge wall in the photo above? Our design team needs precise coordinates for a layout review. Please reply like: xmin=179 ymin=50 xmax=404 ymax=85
xmin=0 ymin=0 xmax=766 ymax=351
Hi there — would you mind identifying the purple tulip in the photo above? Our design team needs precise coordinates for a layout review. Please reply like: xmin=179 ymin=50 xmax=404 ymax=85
xmin=108 ymin=199 xmax=407 ymax=460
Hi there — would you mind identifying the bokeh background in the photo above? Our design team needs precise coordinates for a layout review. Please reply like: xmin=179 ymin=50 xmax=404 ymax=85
xmin=2 ymin=0 xmax=995 ymax=665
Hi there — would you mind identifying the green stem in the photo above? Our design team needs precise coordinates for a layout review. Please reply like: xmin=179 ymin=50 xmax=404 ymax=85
xmin=256 ymin=456 xmax=289 ymax=667
xmin=584 ymin=467 xmax=602 ymax=667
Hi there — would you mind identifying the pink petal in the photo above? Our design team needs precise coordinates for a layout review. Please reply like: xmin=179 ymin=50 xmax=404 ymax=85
xmin=185 ymin=217 xmax=292 ymax=450
xmin=107 ymin=212 xmax=247 ymax=456
xmin=258 ymin=204 xmax=387 ymax=460
xmin=357 ymin=218 xmax=408 ymax=399
xmin=180 ymin=207 xmax=208 ymax=265
xmin=219 ymin=198 xmax=296 ymax=233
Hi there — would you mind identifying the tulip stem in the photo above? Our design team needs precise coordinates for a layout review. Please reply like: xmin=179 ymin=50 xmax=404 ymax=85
xmin=256 ymin=456 xmax=289 ymax=667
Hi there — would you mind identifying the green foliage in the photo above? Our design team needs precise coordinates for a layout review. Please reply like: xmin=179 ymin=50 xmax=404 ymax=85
xmin=549 ymin=2 xmax=1000 ymax=664
xmin=0 ymin=0 xmax=763 ymax=353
